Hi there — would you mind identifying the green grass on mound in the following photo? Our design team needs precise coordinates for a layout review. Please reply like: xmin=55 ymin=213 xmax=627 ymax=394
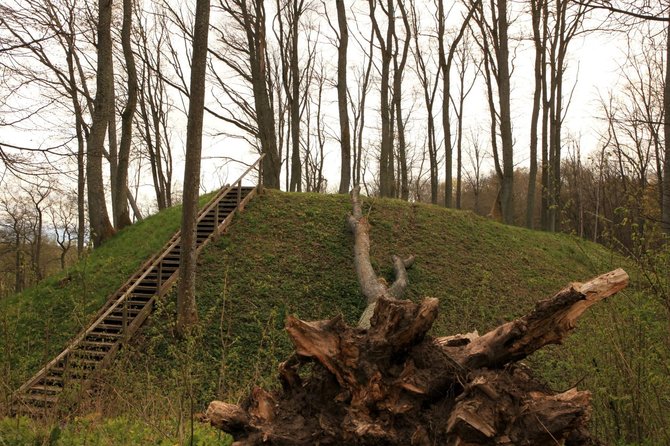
xmin=2 ymin=190 xmax=668 ymax=445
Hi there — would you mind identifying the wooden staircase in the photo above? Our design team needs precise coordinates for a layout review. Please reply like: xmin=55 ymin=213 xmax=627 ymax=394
xmin=13 ymin=157 xmax=264 ymax=416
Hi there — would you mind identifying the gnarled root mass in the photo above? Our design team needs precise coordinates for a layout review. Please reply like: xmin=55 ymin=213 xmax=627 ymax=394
xmin=205 ymin=269 xmax=628 ymax=445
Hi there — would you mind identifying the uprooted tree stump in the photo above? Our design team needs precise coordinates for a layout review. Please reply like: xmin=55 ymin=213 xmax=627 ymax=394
xmin=204 ymin=187 xmax=629 ymax=445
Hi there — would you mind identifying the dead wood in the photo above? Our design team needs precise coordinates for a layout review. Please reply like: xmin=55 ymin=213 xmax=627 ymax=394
xmin=205 ymin=189 xmax=628 ymax=445
xmin=437 ymin=268 xmax=629 ymax=369
xmin=347 ymin=186 xmax=414 ymax=327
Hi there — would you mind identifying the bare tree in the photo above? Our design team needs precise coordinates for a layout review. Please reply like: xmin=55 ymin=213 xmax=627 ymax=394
xmin=113 ymin=0 xmax=139 ymax=230
xmin=0 ymin=0 xmax=94 ymax=251
xmin=369 ymin=0 xmax=395 ymax=198
xmin=213 ymin=0 xmax=282 ymax=189
xmin=438 ymin=0 xmax=479 ymax=208
xmin=464 ymin=128 xmax=487 ymax=214
xmin=472 ymin=0 xmax=514 ymax=224
xmin=48 ymin=190 xmax=78 ymax=270
xmin=135 ymin=9 xmax=174 ymax=210
xmin=349 ymin=20 xmax=376 ymax=188
xmin=526 ymin=0 xmax=546 ymax=229
xmin=87 ymin=0 xmax=116 ymax=247
xmin=0 ymin=190 xmax=31 ymax=293
xmin=177 ymin=0 xmax=211 ymax=336
xmin=335 ymin=0 xmax=352 ymax=194
xmin=544 ymin=0 xmax=589 ymax=232
xmin=451 ymin=30 xmax=479 ymax=209
xmin=391 ymin=0 xmax=411 ymax=200
xmin=410 ymin=3 xmax=440 ymax=203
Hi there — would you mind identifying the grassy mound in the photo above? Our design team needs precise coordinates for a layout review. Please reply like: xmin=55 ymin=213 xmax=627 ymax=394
xmin=2 ymin=190 xmax=668 ymax=445
xmin=0 ymin=194 xmax=217 ymax=397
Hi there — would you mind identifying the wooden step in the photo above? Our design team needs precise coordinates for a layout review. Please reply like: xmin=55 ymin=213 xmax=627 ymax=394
xmin=128 ymin=289 xmax=156 ymax=297
xmin=42 ymin=375 xmax=65 ymax=385
xmin=73 ymin=348 xmax=107 ymax=358
xmin=81 ymin=340 xmax=115 ymax=349
xmin=112 ymin=304 xmax=144 ymax=312
xmin=68 ymin=357 xmax=100 ymax=367
xmin=30 ymin=384 xmax=62 ymax=394
xmin=87 ymin=331 xmax=122 ymax=339
xmin=108 ymin=309 xmax=141 ymax=317
xmin=93 ymin=323 xmax=124 ymax=331
xmin=51 ymin=366 xmax=90 ymax=378
xmin=21 ymin=393 xmax=59 ymax=404
xmin=105 ymin=315 xmax=136 ymax=324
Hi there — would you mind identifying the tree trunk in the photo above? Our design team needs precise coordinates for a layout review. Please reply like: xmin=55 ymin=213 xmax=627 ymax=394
xmin=438 ymin=0 xmax=453 ymax=208
xmin=288 ymin=0 xmax=302 ymax=193
xmin=114 ymin=0 xmax=138 ymax=230
xmin=527 ymin=0 xmax=543 ymax=229
xmin=370 ymin=0 xmax=395 ymax=198
xmin=392 ymin=0 xmax=410 ymax=201
xmin=63 ymin=31 xmax=87 ymax=255
xmin=241 ymin=0 xmax=280 ymax=189
xmin=87 ymin=0 xmax=116 ymax=248
xmin=496 ymin=0 xmax=514 ymax=225
xmin=663 ymin=15 xmax=670 ymax=234
xmin=205 ymin=188 xmax=626 ymax=445
xmin=336 ymin=0 xmax=351 ymax=194
xmin=176 ymin=0 xmax=210 ymax=336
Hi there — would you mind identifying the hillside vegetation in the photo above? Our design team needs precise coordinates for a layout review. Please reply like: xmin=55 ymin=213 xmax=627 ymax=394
xmin=1 ymin=190 xmax=668 ymax=445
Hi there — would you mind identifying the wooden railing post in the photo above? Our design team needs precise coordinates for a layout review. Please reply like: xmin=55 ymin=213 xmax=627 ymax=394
xmin=258 ymin=156 xmax=264 ymax=192
xmin=63 ymin=354 xmax=69 ymax=386
xmin=215 ymin=199 xmax=220 ymax=234
xmin=157 ymin=262 xmax=163 ymax=289
xmin=122 ymin=299 xmax=128 ymax=333
xmin=237 ymin=180 xmax=242 ymax=205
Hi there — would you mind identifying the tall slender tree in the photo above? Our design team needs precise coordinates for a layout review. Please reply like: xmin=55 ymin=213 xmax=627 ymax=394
xmin=438 ymin=0 xmax=478 ymax=208
xmin=177 ymin=0 xmax=211 ymax=336
xmin=527 ymin=0 xmax=546 ymax=229
xmin=87 ymin=0 xmax=116 ymax=246
xmin=664 ymin=13 xmax=670 ymax=234
xmin=473 ymin=0 xmax=514 ymax=223
xmin=114 ymin=0 xmax=138 ymax=230
xmin=369 ymin=0 xmax=395 ymax=198
xmin=392 ymin=0 xmax=411 ymax=200
xmin=335 ymin=0 xmax=352 ymax=193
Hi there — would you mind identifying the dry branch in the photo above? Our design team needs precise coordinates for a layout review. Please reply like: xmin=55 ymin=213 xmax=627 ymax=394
xmin=347 ymin=186 xmax=414 ymax=327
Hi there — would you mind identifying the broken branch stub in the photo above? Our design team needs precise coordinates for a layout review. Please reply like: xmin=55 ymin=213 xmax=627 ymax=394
xmin=436 ymin=268 xmax=629 ymax=369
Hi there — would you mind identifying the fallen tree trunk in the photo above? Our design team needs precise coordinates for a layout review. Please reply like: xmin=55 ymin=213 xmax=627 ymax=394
xmin=205 ymin=189 xmax=628 ymax=445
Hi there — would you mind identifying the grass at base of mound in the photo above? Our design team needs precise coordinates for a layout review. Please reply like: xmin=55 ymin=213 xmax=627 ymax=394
xmin=0 ymin=415 xmax=232 ymax=446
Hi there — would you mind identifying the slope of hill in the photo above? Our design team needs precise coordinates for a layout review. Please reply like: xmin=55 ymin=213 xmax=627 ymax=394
xmin=1 ymin=190 xmax=668 ymax=445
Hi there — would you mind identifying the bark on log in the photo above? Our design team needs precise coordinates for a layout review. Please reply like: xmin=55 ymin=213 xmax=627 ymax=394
xmin=347 ymin=186 xmax=414 ymax=327
xmin=205 ymin=189 xmax=628 ymax=445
